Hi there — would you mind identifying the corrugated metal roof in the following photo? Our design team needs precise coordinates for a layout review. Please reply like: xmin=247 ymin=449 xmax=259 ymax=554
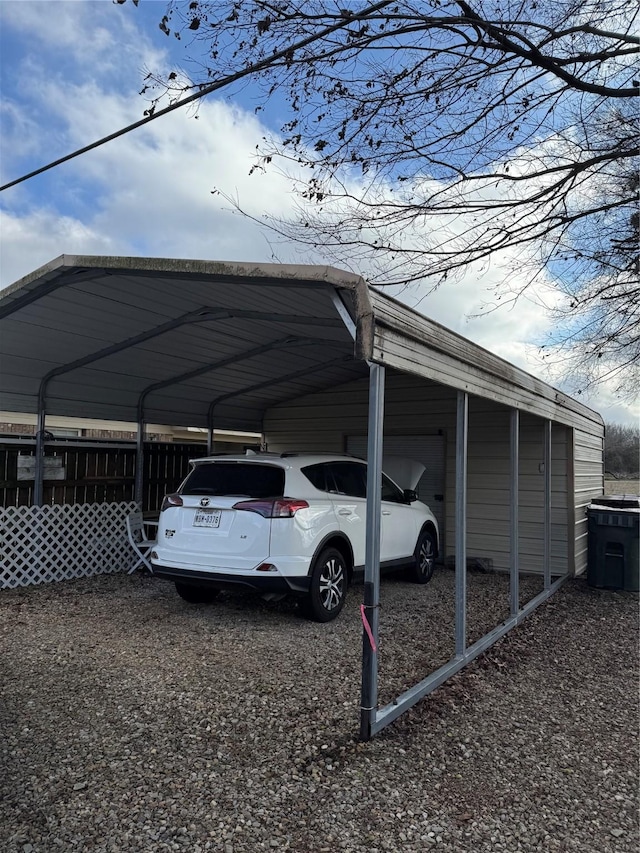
xmin=0 ymin=256 xmax=366 ymax=430
xmin=0 ymin=254 xmax=603 ymax=432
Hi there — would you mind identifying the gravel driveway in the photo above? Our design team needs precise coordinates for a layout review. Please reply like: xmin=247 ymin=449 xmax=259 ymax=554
xmin=1 ymin=570 xmax=637 ymax=853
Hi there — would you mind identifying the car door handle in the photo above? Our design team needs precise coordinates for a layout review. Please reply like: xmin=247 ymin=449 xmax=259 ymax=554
xmin=382 ymin=511 xmax=391 ymax=516
xmin=338 ymin=509 xmax=352 ymax=516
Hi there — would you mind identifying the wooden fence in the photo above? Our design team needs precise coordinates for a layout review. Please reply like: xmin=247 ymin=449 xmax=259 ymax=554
xmin=0 ymin=438 xmax=209 ymax=510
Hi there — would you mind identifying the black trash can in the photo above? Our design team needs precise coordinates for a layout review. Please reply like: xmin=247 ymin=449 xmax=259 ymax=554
xmin=587 ymin=496 xmax=639 ymax=592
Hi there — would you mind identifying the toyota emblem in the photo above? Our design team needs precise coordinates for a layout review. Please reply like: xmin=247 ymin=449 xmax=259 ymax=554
xmin=200 ymin=497 xmax=210 ymax=507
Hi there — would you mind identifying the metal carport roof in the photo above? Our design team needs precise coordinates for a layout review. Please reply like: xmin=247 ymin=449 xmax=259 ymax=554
xmin=0 ymin=255 xmax=371 ymax=431
xmin=0 ymin=253 xmax=602 ymax=433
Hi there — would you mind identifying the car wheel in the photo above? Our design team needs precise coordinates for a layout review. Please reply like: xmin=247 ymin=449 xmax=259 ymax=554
xmin=304 ymin=547 xmax=348 ymax=622
xmin=175 ymin=582 xmax=220 ymax=604
xmin=412 ymin=529 xmax=436 ymax=584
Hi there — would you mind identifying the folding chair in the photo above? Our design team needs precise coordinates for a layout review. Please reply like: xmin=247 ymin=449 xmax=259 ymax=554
xmin=126 ymin=511 xmax=158 ymax=574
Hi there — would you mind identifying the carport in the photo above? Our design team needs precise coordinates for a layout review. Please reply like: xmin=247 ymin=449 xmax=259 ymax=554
xmin=0 ymin=254 xmax=605 ymax=739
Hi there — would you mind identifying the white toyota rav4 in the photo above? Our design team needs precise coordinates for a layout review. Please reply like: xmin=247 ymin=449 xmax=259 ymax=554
xmin=151 ymin=452 xmax=439 ymax=622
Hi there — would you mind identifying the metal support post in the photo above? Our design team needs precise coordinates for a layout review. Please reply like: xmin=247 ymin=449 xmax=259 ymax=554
xmin=33 ymin=407 xmax=46 ymax=506
xmin=135 ymin=420 xmax=145 ymax=507
xmin=207 ymin=426 xmax=214 ymax=455
xmin=510 ymin=409 xmax=520 ymax=617
xmin=544 ymin=420 xmax=552 ymax=589
xmin=360 ymin=362 xmax=385 ymax=741
xmin=455 ymin=391 xmax=468 ymax=658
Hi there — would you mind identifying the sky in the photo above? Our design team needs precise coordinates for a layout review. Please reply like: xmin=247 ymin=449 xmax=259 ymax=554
xmin=0 ymin=0 xmax=637 ymax=427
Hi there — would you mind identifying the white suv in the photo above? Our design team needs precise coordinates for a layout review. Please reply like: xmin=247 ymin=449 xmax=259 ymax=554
xmin=150 ymin=452 xmax=439 ymax=622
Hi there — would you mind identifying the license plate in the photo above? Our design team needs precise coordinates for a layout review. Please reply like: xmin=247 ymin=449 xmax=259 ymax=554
xmin=193 ymin=508 xmax=222 ymax=528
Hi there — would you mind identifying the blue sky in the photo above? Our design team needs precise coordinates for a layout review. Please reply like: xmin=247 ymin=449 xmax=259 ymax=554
xmin=0 ymin=0 xmax=637 ymax=426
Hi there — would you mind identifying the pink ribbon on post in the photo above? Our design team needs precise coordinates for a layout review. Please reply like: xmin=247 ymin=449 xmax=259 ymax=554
xmin=360 ymin=603 xmax=377 ymax=652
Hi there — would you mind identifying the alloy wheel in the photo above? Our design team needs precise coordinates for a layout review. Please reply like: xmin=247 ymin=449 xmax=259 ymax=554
xmin=318 ymin=555 xmax=345 ymax=611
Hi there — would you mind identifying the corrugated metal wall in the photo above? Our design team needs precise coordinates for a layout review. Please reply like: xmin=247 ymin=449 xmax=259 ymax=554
xmin=264 ymin=370 xmax=579 ymax=575
xmin=573 ymin=428 xmax=605 ymax=574
xmin=344 ymin=433 xmax=446 ymax=538
xmin=516 ymin=413 xmax=569 ymax=576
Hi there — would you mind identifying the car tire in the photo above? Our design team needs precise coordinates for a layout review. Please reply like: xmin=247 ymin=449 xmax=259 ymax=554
xmin=303 ymin=547 xmax=348 ymax=622
xmin=175 ymin=582 xmax=220 ymax=604
xmin=412 ymin=529 xmax=436 ymax=584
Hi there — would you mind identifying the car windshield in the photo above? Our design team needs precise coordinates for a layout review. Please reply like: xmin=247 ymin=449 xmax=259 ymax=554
xmin=180 ymin=462 xmax=285 ymax=498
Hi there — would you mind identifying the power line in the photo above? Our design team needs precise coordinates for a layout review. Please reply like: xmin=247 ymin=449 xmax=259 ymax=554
xmin=0 ymin=0 xmax=394 ymax=193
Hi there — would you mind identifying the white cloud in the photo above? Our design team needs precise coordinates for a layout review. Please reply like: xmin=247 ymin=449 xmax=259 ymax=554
xmin=0 ymin=0 xmax=306 ymax=278
xmin=1 ymin=0 xmax=165 ymax=73
xmin=0 ymin=209 xmax=115 ymax=285
xmin=0 ymin=95 xmax=303 ymax=278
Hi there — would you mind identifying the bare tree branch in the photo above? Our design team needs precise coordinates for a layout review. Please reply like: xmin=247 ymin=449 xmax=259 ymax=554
xmin=142 ymin=0 xmax=639 ymax=397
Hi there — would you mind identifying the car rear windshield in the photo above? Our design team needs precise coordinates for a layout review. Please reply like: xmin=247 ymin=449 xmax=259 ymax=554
xmin=180 ymin=463 xmax=285 ymax=498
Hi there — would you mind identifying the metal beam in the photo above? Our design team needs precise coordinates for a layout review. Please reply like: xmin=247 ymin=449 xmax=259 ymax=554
xmin=206 ymin=356 xmax=354 ymax=427
xmin=38 ymin=307 xmax=344 ymax=404
xmin=544 ymin=419 xmax=552 ymax=589
xmin=136 ymin=342 xmax=352 ymax=477
xmin=33 ymin=306 xmax=238 ymax=506
xmin=360 ymin=362 xmax=385 ymax=741
xmin=39 ymin=308 xmax=234 ymax=389
xmin=510 ymin=409 xmax=520 ymax=618
xmin=138 ymin=337 xmax=304 ymax=420
xmin=33 ymin=408 xmax=46 ymax=506
xmin=135 ymin=420 xmax=145 ymax=507
xmin=220 ymin=308 xmax=344 ymax=328
xmin=455 ymin=391 xmax=468 ymax=657
xmin=34 ymin=308 xmax=236 ymax=462
xmin=0 ymin=268 xmax=105 ymax=320
xmin=329 ymin=290 xmax=357 ymax=339
xmin=138 ymin=338 xmax=345 ymax=422
xmin=35 ymin=309 xmax=345 ymax=438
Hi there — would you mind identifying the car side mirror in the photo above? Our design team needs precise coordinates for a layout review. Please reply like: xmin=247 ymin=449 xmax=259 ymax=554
xmin=403 ymin=489 xmax=418 ymax=503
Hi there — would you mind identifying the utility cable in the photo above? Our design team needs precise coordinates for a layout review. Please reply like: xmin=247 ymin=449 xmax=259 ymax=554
xmin=0 ymin=0 xmax=394 ymax=193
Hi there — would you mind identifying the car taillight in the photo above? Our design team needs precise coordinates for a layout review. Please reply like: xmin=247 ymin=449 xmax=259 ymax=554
xmin=272 ymin=499 xmax=309 ymax=517
xmin=161 ymin=493 xmax=183 ymax=512
xmin=232 ymin=498 xmax=309 ymax=518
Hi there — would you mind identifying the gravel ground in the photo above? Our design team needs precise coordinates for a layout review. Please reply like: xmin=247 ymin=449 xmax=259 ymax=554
xmin=1 ymin=569 xmax=637 ymax=853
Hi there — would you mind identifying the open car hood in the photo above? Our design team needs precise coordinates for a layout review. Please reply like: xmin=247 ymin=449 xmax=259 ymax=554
xmin=382 ymin=456 xmax=426 ymax=491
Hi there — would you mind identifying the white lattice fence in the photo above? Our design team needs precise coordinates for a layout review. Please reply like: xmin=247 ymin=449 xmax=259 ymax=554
xmin=0 ymin=502 xmax=139 ymax=589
